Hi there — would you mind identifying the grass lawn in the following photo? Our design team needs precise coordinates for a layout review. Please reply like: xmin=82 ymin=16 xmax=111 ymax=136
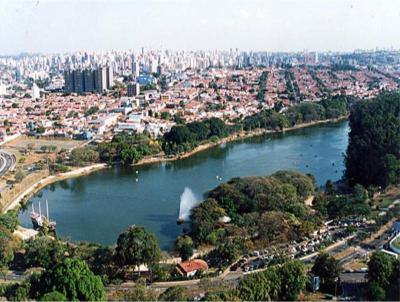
xmin=392 ymin=236 xmax=400 ymax=249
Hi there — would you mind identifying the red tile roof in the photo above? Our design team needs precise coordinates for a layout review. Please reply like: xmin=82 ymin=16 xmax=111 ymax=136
xmin=178 ymin=259 xmax=208 ymax=274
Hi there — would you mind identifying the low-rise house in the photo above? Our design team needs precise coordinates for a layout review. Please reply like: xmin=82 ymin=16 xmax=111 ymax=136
xmin=177 ymin=259 xmax=209 ymax=277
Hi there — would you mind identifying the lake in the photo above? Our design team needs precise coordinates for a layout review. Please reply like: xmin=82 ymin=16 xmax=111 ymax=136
xmin=19 ymin=121 xmax=349 ymax=249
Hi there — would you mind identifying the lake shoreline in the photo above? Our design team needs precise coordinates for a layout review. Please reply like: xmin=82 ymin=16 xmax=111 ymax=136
xmin=3 ymin=163 xmax=108 ymax=213
xmin=133 ymin=116 xmax=348 ymax=166
xmin=4 ymin=116 xmax=347 ymax=213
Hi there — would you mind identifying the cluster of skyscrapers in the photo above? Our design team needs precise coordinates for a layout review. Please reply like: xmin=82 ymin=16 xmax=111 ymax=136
xmin=64 ymin=67 xmax=114 ymax=93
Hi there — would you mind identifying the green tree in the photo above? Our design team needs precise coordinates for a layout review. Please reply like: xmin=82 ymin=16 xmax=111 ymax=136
xmin=159 ymin=286 xmax=188 ymax=301
xmin=311 ymin=253 xmax=341 ymax=292
xmin=24 ymin=237 xmax=67 ymax=269
xmin=174 ymin=235 xmax=194 ymax=261
xmin=85 ymin=106 xmax=99 ymax=116
xmin=205 ymin=289 xmax=240 ymax=301
xmin=209 ymin=117 xmax=226 ymax=137
xmin=164 ymin=125 xmax=193 ymax=145
xmin=238 ymin=266 xmax=281 ymax=301
xmin=0 ymin=227 xmax=14 ymax=273
xmin=191 ymin=198 xmax=226 ymax=244
xmin=345 ymin=93 xmax=400 ymax=187
xmin=69 ymin=146 xmax=99 ymax=166
xmin=116 ymin=279 xmax=157 ymax=301
xmin=368 ymin=251 xmax=394 ymax=288
xmin=366 ymin=282 xmax=386 ymax=301
xmin=278 ymin=260 xmax=307 ymax=301
xmin=353 ymin=184 xmax=368 ymax=202
xmin=40 ymin=290 xmax=67 ymax=301
xmin=42 ymin=258 xmax=106 ymax=301
xmin=0 ymin=210 xmax=19 ymax=231
xmin=325 ymin=179 xmax=335 ymax=195
xmin=15 ymin=169 xmax=26 ymax=183
xmin=115 ymin=225 xmax=161 ymax=267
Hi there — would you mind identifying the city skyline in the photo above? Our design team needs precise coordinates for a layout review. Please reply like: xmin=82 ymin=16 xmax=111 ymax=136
xmin=1 ymin=0 xmax=400 ymax=55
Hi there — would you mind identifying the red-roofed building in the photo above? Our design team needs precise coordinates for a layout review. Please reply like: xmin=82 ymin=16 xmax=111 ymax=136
xmin=177 ymin=259 xmax=209 ymax=277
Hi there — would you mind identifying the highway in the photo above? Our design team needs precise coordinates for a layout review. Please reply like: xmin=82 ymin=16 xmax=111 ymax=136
xmin=0 ymin=150 xmax=16 ymax=177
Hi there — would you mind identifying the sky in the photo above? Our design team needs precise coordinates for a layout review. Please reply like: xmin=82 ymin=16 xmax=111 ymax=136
xmin=1 ymin=0 xmax=400 ymax=55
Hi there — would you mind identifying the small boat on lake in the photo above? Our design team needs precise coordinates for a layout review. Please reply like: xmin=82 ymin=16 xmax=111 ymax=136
xmin=30 ymin=199 xmax=56 ymax=231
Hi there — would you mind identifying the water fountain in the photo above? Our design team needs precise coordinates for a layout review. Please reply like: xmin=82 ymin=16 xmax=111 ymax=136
xmin=177 ymin=187 xmax=199 ymax=224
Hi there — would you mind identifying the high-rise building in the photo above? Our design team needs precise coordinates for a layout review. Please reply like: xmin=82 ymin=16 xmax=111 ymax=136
xmin=64 ymin=70 xmax=74 ymax=93
xmin=15 ymin=70 xmax=21 ymax=82
xmin=64 ymin=67 xmax=111 ymax=93
xmin=132 ymin=61 xmax=140 ymax=77
xmin=73 ymin=70 xmax=84 ymax=93
xmin=94 ymin=67 xmax=107 ymax=93
xmin=127 ymin=82 xmax=140 ymax=97
xmin=83 ymin=70 xmax=94 ymax=92
xmin=157 ymin=65 xmax=163 ymax=76
xmin=106 ymin=66 xmax=114 ymax=89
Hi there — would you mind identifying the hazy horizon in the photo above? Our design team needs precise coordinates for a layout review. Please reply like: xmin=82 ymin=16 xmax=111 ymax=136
xmin=1 ymin=0 xmax=400 ymax=55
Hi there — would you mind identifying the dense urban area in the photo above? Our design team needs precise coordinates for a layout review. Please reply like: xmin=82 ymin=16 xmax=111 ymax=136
xmin=1 ymin=49 xmax=400 ymax=301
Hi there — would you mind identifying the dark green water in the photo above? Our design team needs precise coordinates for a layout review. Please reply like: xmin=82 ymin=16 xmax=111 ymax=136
xmin=19 ymin=121 xmax=349 ymax=249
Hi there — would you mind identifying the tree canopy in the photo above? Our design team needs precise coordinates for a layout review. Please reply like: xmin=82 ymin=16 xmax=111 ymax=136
xmin=162 ymin=118 xmax=239 ymax=155
xmin=41 ymin=258 xmax=106 ymax=301
xmin=115 ymin=225 xmax=161 ymax=267
xmin=98 ymin=132 xmax=161 ymax=165
xmin=311 ymin=253 xmax=341 ymax=292
xmin=345 ymin=92 xmax=400 ymax=187
xmin=190 ymin=171 xmax=318 ymax=245
xmin=23 ymin=236 xmax=68 ymax=269
xmin=174 ymin=235 xmax=194 ymax=261
xmin=238 ymin=260 xmax=306 ymax=301
xmin=367 ymin=251 xmax=394 ymax=288
xmin=366 ymin=251 xmax=400 ymax=301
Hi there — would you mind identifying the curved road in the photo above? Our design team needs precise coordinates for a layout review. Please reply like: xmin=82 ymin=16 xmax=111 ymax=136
xmin=0 ymin=150 xmax=16 ymax=177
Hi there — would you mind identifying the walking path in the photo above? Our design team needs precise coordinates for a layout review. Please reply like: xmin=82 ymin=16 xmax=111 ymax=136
xmin=3 ymin=163 xmax=107 ymax=212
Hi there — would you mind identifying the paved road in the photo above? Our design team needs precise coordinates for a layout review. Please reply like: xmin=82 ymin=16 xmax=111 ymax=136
xmin=339 ymin=272 xmax=367 ymax=299
xmin=112 ymin=235 xmax=356 ymax=291
xmin=1 ymin=271 xmax=25 ymax=283
xmin=0 ymin=150 xmax=16 ymax=177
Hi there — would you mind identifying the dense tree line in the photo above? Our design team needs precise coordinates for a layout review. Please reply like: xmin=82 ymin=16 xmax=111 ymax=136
xmin=237 ymin=259 xmax=307 ymax=301
xmin=345 ymin=92 xmax=400 ymax=187
xmin=365 ymin=251 xmax=400 ymax=300
xmin=98 ymin=132 xmax=161 ymax=165
xmin=256 ymin=71 xmax=268 ymax=102
xmin=68 ymin=146 xmax=99 ymax=166
xmin=0 ymin=211 xmax=18 ymax=273
xmin=2 ymin=258 xmax=106 ymax=301
xmin=0 ymin=224 xmax=163 ymax=301
xmin=243 ymin=95 xmax=352 ymax=131
xmin=312 ymin=183 xmax=371 ymax=219
xmin=243 ymin=109 xmax=289 ymax=131
xmin=64 ymin=95 xmax=353 ymax=164
xmin=190 ymin=171 xmax=318 ymax=245
xmin=162 ymin=118 xmax=240 ymax=155
xmin=309 ymin=69 xmax=330 ymax=96
xmin=284 ymin=69 xmax=298 ymax=101
xmin=311 ymin=253 xmax=341 ymax=293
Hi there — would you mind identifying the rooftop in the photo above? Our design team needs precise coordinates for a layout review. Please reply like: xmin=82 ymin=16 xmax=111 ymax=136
xmin=178 ymin=259 xmax=209 ymax=273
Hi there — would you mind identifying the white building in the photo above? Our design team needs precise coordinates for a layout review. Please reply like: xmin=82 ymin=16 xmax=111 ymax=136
xmin=32 ymin=83 xmax=41 ymax=99
xmin=0 ymin=82 xmax=7 ymax=96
